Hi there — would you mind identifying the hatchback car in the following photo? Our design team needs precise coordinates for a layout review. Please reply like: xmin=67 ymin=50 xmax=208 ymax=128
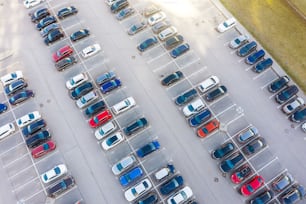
xmin=9 ymin=90 xmax=34 ymax=105
xmin=124 ymin=179 xmax=152 ymax=202
xmin=189 ymin=108 xmax=212 ymax=127
xmin=55 ymin=56 xmax=77 ymax=71
xmin=280 ymin=184 xmax=305 ymax=204
xmin=44 ymin=29 xmax=64 ymax=45
xmin=36 ymin=16 xmax=56 ymax=30
xmin=52 ymin=45 xmax=73 ymax=62
xmin=237 ymin=41 xmax=257 ymax=57
xmin=137 ymin=36 xmax=158 ymax=52
xmin=197 ymin=119 xmax=220 ymax=138
xmin=242 ymin=137 xmax=266 ymax=156
xmin=165 ymin=35 xmax=184 ymax=50
xmin=88 ymin=110 xmax=112 ymax=128
xmin=85 ymin=100 xmax=106 ymax=118
xmin=22 ymin=119 xmax=46 ymax=137
xmin=0 ymin=123 xmax=15 ymax=140
xmin=230 ymin=164 xmax=252 ymax=184
xmin=275 ymin=85 xmax=299 ymax=104
xmin=182 ymin=98 xmax=205 ymax=117
xmin=148 ymin=11 xmax=166 ymax=26
xmin=161 ymin=71 xmax=183 ymax=86
xmin=272 ymin=172 xmax=294 ymax=192
xmin=100 ymin=79 xmax=121 ymax=94
xmin=158 ymin=26 xmax=177 ymax=41
xmin=175 ymin=88 xmax=197 ymax=106
xmin=66 ymin=73 xmax=88 ymax=90
xmin=236 ymin=126 xmax=259 ymax=144
xmin=229 ymin=35 xmax=248 ymax=49
xmin=217 ymin=17 xmax=236 ymax=32
xmin=111 ymin=97 xmax=136 ymax=115
xmin=76 ymin=90 xmax=98 ymax=109
xmin=128 ymin=21 xmax=147 ymax=35
xmin=166 ymin=186 xmax=193 ymax=204
xmin=136 ymin=140 xmax=160 ymax=158
xmin=16 ymin=111 xmax=41 ymax=128
xmin=152 ymin=20 xmax=170 ymax=34
xmin=31 ymin=140 xmax=56 ymax=158
xmin=282 ymin=97 xmax=304 ymax=114
xmin=253 ymin=58 xmax=273 ymax=73
xmin=31 ymin=8 xmax=50 ymax=23
xmin=241 ymin=175 xmax=265 ymax=196
xmin=116 ymin=7 xmax=135 ymax=20
xmin=124 ymin=117 xmax=148 ymax=136
xmin=170 ymin=43 xmax=190 ymax=58
xmin=198 ymin=75 xmax=220 ymax=93
xmin=290 ymin=106 xmax=306 ymax=123
xmin=4 ymin=79 xmax=27 ymax=95
xmin=1 ymin=70 xmax=23 ymax=86
xmin=160 ymin=175 xmax=184 ymax=195
xmin=70 ymin=82 xmax=93 ymax=100
xmin=94 ymin=121 xmax=116 ymax=140
xmin=81 ymin=43 xmax=101 ymax=58
xmin=119 ymin=166 xmax=143 ymax=186
xmin=245 ymin=49 xmax=265 ymax=65
xmin=101 ymin=132 xmax=124 ymax=151
xmin=41 ymin=164 xmax=67 ymax=184
xmin=112 ymin=154 xmax=136 ymax=175
xmin=211 ymin=142 xmax=235 ymax=160
xmin=95 ymin=71 xmax=116 ymax=85
xmin=26 ymin=130 xmax=51 ymax=148
xmin=205 ymin=85 xmax=227 ymax=102
xmin=40 ymin=23 xmax=60 ymax=37
xmin=110 ymin=0 xmax=129 ymax=13
xmin=268 ymin=76 xmax=290 ymax=93
xmin=70 ymin=29 xmax=90 ymax=42
xmin=219 ymin=152 xmax=244 ymax=173
xmin=57 ymin=6 xmax=78 ymax=19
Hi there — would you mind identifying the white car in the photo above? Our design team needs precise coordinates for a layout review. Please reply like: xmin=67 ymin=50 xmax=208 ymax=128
xmin=40 ymin=164 xmax=67 ymax=184
xmin=16 ymin=111 xmax=41 ymax=128
xmin=101 ymin=132 xmax=124 ymax=151
xmin=95 ymin=121 xmax=116 ymax=140
xmin=111 ymin=154 xmax=136 ymax=175
xmin=111 ymin=97 xmax=136 ymax=115
xmin=182 ymin=99 xmax=205 ymax=117
xmin=23 ymin=0 xmax=44 ymax=8
xmin=65 ymin=73 xmax=88 ymax=90
xmin=217 ymin=17 xmax=236 ymax=33
xmin=1 ymin=71 xmax=23 ymax=87
xmin=198 ymin=75 xmax=220 ymax=93
xmin=81 ymin=44 xmax=101 ymax=58
xmin=148 ymin=11 xmax=166 ymax=26
xmin=76 ymin=91 xmax=98 ymax=109
xmin=105 ymin=0 xmax=117 ymax=6
xmin=167 ymin=186 xmax=193 ymax=204
xmin=282 ymin=97 xmax=304 ymax=114
xmin=229 ymin=35 xmax=248 ymax=49
xmin=158 ymin=26 xmax=177 ymax=41
xmin=302 ymin=122 xmax=306 ymax=133
xmin=0 ymin=123 xmax=15 ymax=140
xmin=124 ymin=178 xmax=152 ymax=202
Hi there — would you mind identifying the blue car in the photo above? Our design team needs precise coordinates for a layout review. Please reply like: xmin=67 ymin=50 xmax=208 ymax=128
xmin=275 ymin=85 xmax=298 ymax=104
xmin=137 ymin=141 xmax=160 ymax=158
xmin=245 ymin=49 xmax=265 ymax=65
xmin=170 ymin=43 xmax=190 ymax=58
xmin=280 ymin=184 xmax=305 ymax=204
xmin=175 ymin=88 xmax=197 ymax=106
xmin=110 ymin=0 xmax=129 ymax=13
xmin=0 ymin=103 xmax=8 ymax=114
xmin=253 ymin=58 xmax=273 ymax=73
xmin=9 ymin=90 xmax=34 ymax=105
xmin=237 ymin=41 xmax=257 ymax=57
xmin=268 ymin=76 xmax=290 ymax=93
xmin=136 ymin=193 xmax=158 ymax=204
xmin=205 ymin=85 xmax=227 ymax=102
xmin=211 ymin=142 xmax=235 ymax=159
xmin=219 ymin=152 xmax=244 ymax=173
xmin=116 ymin=7 xmax=135 ymax=20
xmin=22 ymin=119 xmax=46 ymax=137
xmin=250 ymin=190 xmax=274 ymax=204
xmin=57 ymin=6 xmax=78 ymax=19
xmin=161 ymin=71 xmax=183 ymax=86
xmin=100 ymin=79 xmax=121 ymax=94
xmin=95 ymin=71 xmax=116 ymax=85
xmin=159 ymin=175 xmax=184 ymax=195
xmin=84 ymin=100 xmax=106 ymax=118
xmin=137 ymin=37 xmax=158 ymax=52
xmin=290 ymin=106 xmax=306 ymax=123
xmin=40 ymin=23 xmax=60 ymax=38
xmin=26 ymin=130 xmax=51 ymax=148
xmin=189 ymin=108 xmax=211 ymax=127
xmin=70 ymin=82 xmax=93 ymax=100
xmin=4 ymin=79 xmax=27 ymax=95
xmin=119 ymin=166 xmax=143 ymax=186
xmin=36 ymin=16 xmax=57 ymax=30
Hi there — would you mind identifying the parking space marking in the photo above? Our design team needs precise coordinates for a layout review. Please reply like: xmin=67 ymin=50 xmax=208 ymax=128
xmin=63 ymin=20 xmax=86 ymax=31
xmin=3 ymin=153 xmax=29 ymax=168
xmin=48 ymin=1 xmax=68 ymax=10
xmin=294 ymin=122 xmax=304 ymax=130
xmin=252 ymin=69 xmax=271 ymax=80
xmin=164 ymin=79 xmax=186 ymax=91
xmin=205 ymin=93 xmax=230 ymax=107
xmin=260 ymin=78 xmax=277 ymax=90
xmin=147 ymin=52 xmax=167 ymax=64
xmin=0 ymin=142 xmax=24 ymax=157
xmin=9 ymin=163 xmax=34 ymax=179
xmin=118 ymin=14 xmax=141 ymax=24
xmin=230 ymin=50 xmax=237 ymax=55
xmin=257 ymin=156 xmax=279 ymax=173
xmin=22 ymin=189 xmax=45 ymax=202
xmin=225 ymin=113 xmax=245 ymax=128
xmin=152 ymin=60 xmax=174 ymax=73
xmin=268 ymin=93 xmax=277 ymax=100
xmin=12 ymin=177 xmax=40 ymax=192
xmin=238 ymin=58 xmax=245 ymax=63
xmin=50 ymin=184 xmax=78 ymax=200
xmin=33 ymin=150 xmax=59 ymax=165
xmin=214 ymin=103 xmax=236 ymax=118
xmin=179 ymin=56 xmax=201 ymax=70
xmin=266 ymin=169 xmax=287 ymax=186
xmin=245 ymin=65 xmax=253 ymax=71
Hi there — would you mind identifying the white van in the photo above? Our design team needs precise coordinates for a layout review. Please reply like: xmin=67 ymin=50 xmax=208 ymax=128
xmin=198 ymin=75 xmax=220 ymax=93
xmin=112 ymin=97 xmax=136 ymax=115
xmin=0 ymin=123 xmax=15 ymax=140
xmin=154 ymin=164 xmax=175 ymax=181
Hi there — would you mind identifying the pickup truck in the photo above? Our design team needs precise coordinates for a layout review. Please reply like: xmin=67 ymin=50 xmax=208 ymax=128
xmin=47 ymin=176 xmax=75 ymax=198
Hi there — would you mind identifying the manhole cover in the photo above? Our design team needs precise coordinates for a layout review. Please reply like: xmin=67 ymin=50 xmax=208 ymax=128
xmin=214 ymin=177 xmax=219 ymax=182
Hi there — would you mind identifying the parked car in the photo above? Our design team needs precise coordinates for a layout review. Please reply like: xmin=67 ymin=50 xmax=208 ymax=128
xmin=119 ymin=166 xmax=143 ymax=186
xmin=280 ymin=184 xmax=305 ymax=204
xmin=136 ymin=193 xmax=158 ymax=204
xmin=152 ymin=20 xmax=170 ymax=34
xmin=24 ymin=0 xmax=44 ymax=9
xmin=70 ymin=82 xmax=94 ymax=100
xmin=85 ymin=100 xmax=106 ymax=118
xmin=16 ymin=111 xmax=41 ymax=128
xmin=0 ymin=123 xmax=15 ymax=140
xmin=165 ymin=35 xmax=184 ymax=50
xmin=128 ymin=21 xmax=147 ymax=35
xmin=198 ymin=75 xmax=220 ymax=93
xmin=166 ymin=186 xmax=193 ymax=204
xmin=4 ymin=79 xmax=27 ymax=95
xmin=40 ymin=23 xmax=60 ymax=38
xmin=236 ymin=126 xmax=259 ymax=144
xmin=272 ymin=173 xmax=294 ymax=193
xmin=302 ymin=122 xmax=306 ymax=132
xmin=158 ymin=26 xmax=177 ymax=41
xmin=100 ymin=79 xmax=121 ymax=94
xmin=9 ymin=90 xmax=34 ymax=105
xmin=0 ymin=103 xmax=8 ymax=114
xmin=175 ymin=88 xmax=197 ymax=106
xmin=197 ymin=119 xmax=220 ymax=138
xmin=160 ymin=175 xmax=184 ymax=195
xmin=101 ymin=132 xmax=124 ymax=151
xmin=189 ymin=108 xmax=212 ymax=127
xmin=36 ymin=16 xmax=56 ymax=30
xmin=253 ymin=58 xmax=273 ymax=73
xmin=170 ymin=43 xmax=190 ymax=58
xmin=230 ymin=164 xmax=252 ymax=184
xmin=52 ymin=45 xmax=73 ymax=62
xmin=66 ymin=73 xmax=88 ymax=90
xmin=1 ymin=70 xmax=23 ymax=86
xmin=290 ymin=106 xmax=306 ymax=123
xmin=47 ymin=176 xmax=75 ymax=198
xmin=237 ymin=41 xmax=257 ymax=57
xmin=124 ymin=117 xmax=148 ymax=136
xmin=148 ymin=11 xmax=166 ymax=26
xmin=22 ymin=119 xmax=46 ymax=137
xmin=124 ymin=179 xmax=152 ymax=202
xmin=76 ymin=90 xmax=98 ymax=109
xmin=31 ymin=8 xmax=50 ymax=23
xmin=44 ymin=28 xmax=64 ymax=45
xmin=26 ymin=130 xmax=51 ymax=148
xmin=182 ymin=99 xmax=205 ymax=117
xmin=211 ymin=142 xmax=235 ymax=160
xmin=242 ymin=137 xmax=266 ymax=156
xmin=57 ymin=6 xmax=78 ymax=19
xmin=88 ymin=110 xmax=112 ymax=128
xmin=282 ymin=97 xmax=304 ymax=114
xmin=229 ymin=35 xmax=248 ymax=49
xmin=268 ymin=76 xmax=290 ymax=93
xmin=41 ymin=164 xmax=67 ymax=184
xmin=275 ymin=85 xmax=299 ymax=104
xmin=205 ymin=85 xmax=227 ymax=102
xmin=161 ymin=71 xmax=183 ymax=86
xmin=112 ymin=154 xmax=136 ymax=175
xmin=55 ymin=56 xmax=77 ymax=71
xmin=142 ymin=4 xmax=161 ymax=17
xmin=95 ymin=71 xmax=116 ymax=85
xmin=137 ymin=36 xmax=158 ymax=52
xmin=111 ymin=97 xmax=136 ymax=115
xmin=110 ymin=0 xmax=129 ymax=13
xmin=116 ymin=7 xmax=135 ymax=20
xmin=136 ymin=140 xmax=160 ymax=158
xmin=81 ymin=43 xmax=101 ymax=58
xmin=240 ymin=175 xmax=264 ymax=196
xmin=219 ymin=152 xmax=244 ymax=173
xmin=217 ymin=18 xmax=236 ymax=32
xmin=31 ymin=140 xmax=56 ymax=158
xmin=245 ymin=49 xmax=265 ymax=65
xmin=105 ymin=0 xmax=118 ymax=6
xmin=154 ymin=164 xmax=175 ymax=181
xmin=70 ymin=29 xmax=90 ymax=41
xmin=95 ymin=121 xmax=116 ymax=140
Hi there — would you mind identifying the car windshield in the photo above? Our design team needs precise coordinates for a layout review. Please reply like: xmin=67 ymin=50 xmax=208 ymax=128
xmin=60 ymin=182 xmax=67 ymax=188
xmin=43 ymin=143 xmax=49 ymax=150
xmin=28 ymin=113 xmax=34 ymax=119
xmin=131 ymin=188 xmax=137 ymax=196
xmin=234 ymin=39 xmax=241 ymax=44
xmin=54 ymin=167 xmax=61 ymax=174
xmin=106 ymin=136 xmax=117 ymax=145
xmin=131 ymin=25 xmax=138 ymax=31
xmin=116 ymin=163 xmax=123 ymax=171
xmin=246 ymin=184 xmax=254 ymax=192
xmin=187 ymin=104 xmax=195 ymax=112
xmin=93 ymin=117 xmax=99 ymax=124
xmin=223 ymin=22 xmax=229 ymax=27
xmin=56 ymin=50 xmax=62 ymax=57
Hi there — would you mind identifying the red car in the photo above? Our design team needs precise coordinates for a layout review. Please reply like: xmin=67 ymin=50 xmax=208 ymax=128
xmin=31 ymin=140 xmax=56 ymax=159
xmin=231 ymin=164 xmax=252 ymax=184
xmin=89 ymin=110 xmax=112 ymax=128
xmin=240 ymin=175 xmax=264 ymax=196
xmin=197 ymin=119 xmax=220 ymax=138
xmin=52 ymin=45 xmax=73 ymax=62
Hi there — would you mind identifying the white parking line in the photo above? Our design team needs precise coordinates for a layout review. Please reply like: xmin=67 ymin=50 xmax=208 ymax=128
xmin=63 ymin=20 xmax=86 ymax=31
xmin=33 ymin=149 xmax=59 ymax=165
xmin=260 ymin=78 xmax=277 ymax=90
xmin=51 ymin=185 xmax=78 ymax=200
xmin=245 ymin=65 xmax=253 ymax=71
xmin=238 ymin=58 xmax=245 ymax=63
xmin=179 ymin=57 xmax=200 ymax=69
xmin=294 ymin=122 xmax=303 ymax=130
xmin=205 ymin=93 xmax=230 ymax=107
xmin=215 ymin=103 xmax=236 ymax=118
xmin=225 ymin=113 xmax=245 ymax=128
xmin=23 ymin=189 xmax=45 ymax=202
xmin=164 ymin=79 xmax=186 ymax=91
xmin=0 ymin=142 xmax=24 ymax=157
xmin=153 ymin=60 xmax=174 ymax=73
xmin=147 ymin=52 xmax=167 ymax=64
xmin=3 ymin=153 xmax=29 ymax=168
xmin=230 ymin=50 xmax=237 ymax=55
xmin=257 ymin=156 xmax=278 ymax=173
xmin=12 ymin=177 xmax=40 ymax=192
xmin=9 ymin=163 xmax=34 ymax=179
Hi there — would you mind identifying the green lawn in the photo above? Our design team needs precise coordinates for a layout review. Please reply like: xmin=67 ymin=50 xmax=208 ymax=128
xmin=220 ymin=0 xmax=306 ymax=93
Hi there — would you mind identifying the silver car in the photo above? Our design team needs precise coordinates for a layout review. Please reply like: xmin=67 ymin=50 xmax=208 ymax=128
xmin=282 ymin=97 xmax=304 ymax=114
xmin=229 ymin=35 xmax=248 ymax=49
xmin=111 ymin=154 xmax=136 ymax=175
xmin=236 ymin=126 xmax=258 ymax=144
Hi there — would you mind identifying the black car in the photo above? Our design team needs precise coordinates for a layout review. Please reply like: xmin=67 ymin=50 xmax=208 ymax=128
xmin=70 ymin=82 xmax=94 ymax=100
xmin=275 ymin=85 xmax=298 ymax=104
xmin=136 ymin=193 xmax=158 ymax=204
xmin=124 ymin=117 xmax=148 ymax=136
xmin=47 ymin=176 xmax=75 ymax=198
xmin=159 ymin=175 xmax=184 ymax=195
xmin=175 ymin=88 xmax=197 ymax=106
xmin=4 ymin=79 xmax=27 ymax=95
xmin=26 ymin=130 xmax=51 ymax=148
xmin=268 ymin=76 xmax=290 ymax=93
xmin=161 ymin=71 xmax=183 ymax=86
xmin=245 ymin=49 xmax=265 ymax=65
xmin=36 ymin=16 xmax=57 ymax=30
xmin=290 ymin=106 xmax=306 ymax=123
xmin=84 ymin=100 xmax=106 ymax=118
xmin=44 ymin=29 xmax=64 ymax=45
xmin=9 ymin=90 xmax=34 ymax=105
xmin=70 ymin=29 xmax=90 ymax=42
xmin=22 ymin=119 xmax=46 ymax=137
xmin=57 ymin=6 xmax=78 ymax=19
xmin=205 ymin=85 xmax=227 ymax=102
xmin=237 ymin=41 xmax=257 ymax=57
xmin=250 ymin=190 xmax=274 ymax=204
xmin=55 ymin=56 xmax=77 ymax=71
xmin=31 ymin=8 xmax=50 ymax=23
xmin=253 ymin=58 xmax=273 ymax=73
xmin=211 ymin=142 xmax=235 ymax=159
xmin=242 ymin=137 xmax=266 ymax=156
xmin=110 ymin=0 xmax=129 ymax=13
